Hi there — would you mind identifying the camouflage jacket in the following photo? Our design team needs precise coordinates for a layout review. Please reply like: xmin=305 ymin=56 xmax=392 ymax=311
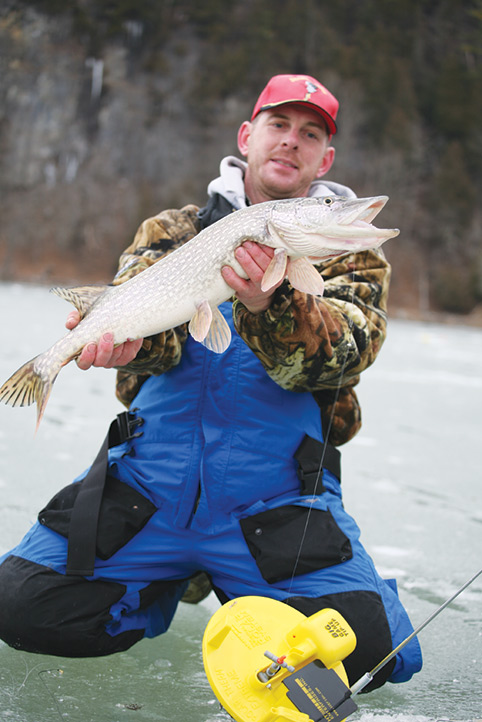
xmin=113 ymin=204 xmax=391 ymax=446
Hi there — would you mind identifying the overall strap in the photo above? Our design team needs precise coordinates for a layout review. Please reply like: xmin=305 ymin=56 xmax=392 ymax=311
xmin=294 ymin=435 xmax=341 ymax=496
xmin=66 ymin=411 xmax=143 ymax=576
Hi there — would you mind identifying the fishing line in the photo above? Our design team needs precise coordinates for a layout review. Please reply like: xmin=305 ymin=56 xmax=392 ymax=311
xmin=16 ymin=659 xmax=45 ymax=695
xmin=288 ymin=268 xmax=357 ymax=592
xmin=37 ymin=668 xmax=65 ymax=722
xmin=349 ymin=565 xmax=482 ymax=695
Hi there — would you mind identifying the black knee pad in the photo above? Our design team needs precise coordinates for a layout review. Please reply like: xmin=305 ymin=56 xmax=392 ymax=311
xmin=0 ymin=555 xmax=143 ymax=657
xmin=285 ymin=590 xmax=396 ymax=691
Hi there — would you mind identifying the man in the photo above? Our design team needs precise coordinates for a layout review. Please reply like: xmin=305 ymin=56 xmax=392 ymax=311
xmin=0 ymin=74 xmax=422 ymax=691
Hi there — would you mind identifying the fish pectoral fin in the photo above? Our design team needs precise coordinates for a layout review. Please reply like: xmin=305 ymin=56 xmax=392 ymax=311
xmin=261 ymin=248 xmax=288 ymax=292
xmin=189 ymin=300 xmax=213 ymax=343
xmin=287 ymin=257 xmax=325 ymax=296
xmin=202 ymin=306 xmax=232 ymax=354
xmin=189 ymin=301 xmax=231 ymax=353
xmin=50 ymin=285 xmax=109 ymax=318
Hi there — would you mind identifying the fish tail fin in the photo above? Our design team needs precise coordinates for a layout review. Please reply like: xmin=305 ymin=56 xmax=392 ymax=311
xmin=0 ymin=356 xmax=59 ymax=431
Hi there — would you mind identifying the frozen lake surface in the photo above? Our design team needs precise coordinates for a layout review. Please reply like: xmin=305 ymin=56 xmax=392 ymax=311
xmin=0 ymin=282 xmax=481 ymax=722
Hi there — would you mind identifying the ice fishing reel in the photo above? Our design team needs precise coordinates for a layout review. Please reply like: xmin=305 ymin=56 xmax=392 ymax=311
xmin=202 ymin=596 xmax=359 ymax=722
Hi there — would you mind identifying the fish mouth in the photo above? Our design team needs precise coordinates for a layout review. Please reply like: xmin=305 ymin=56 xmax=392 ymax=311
xmin=313 ymin=194 xmax=400 ymax=245
xmin=339 ymin=195 xmax=389 ymax=226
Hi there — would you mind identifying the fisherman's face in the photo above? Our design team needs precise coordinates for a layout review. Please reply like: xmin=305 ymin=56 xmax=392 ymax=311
xmin=238 ymin=105 xmax=335 ymax=205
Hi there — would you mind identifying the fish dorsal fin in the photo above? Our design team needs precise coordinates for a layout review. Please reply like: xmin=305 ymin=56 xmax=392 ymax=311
xmin=287 ymin=257 xmax=325 ymax=296
xmin=50 ymin=285 xmax=109 ymax=318
xmin=261 ymin=248 xmax=288 ymax=292
xmin=189 ymin=300 xmax=231 ymax=353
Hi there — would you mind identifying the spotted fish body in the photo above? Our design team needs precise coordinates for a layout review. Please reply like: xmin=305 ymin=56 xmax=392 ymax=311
xmin=0 ymin=195 xmax=399 ymax=428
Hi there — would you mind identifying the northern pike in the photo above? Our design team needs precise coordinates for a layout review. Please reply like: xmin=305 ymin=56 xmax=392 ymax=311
xmin=0 ymin=195 xmax=399 ymax=428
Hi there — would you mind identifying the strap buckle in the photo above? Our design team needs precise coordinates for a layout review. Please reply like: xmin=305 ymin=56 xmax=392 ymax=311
xmin=294 ymin=435 xmax=341 ymax=496
xmin=110 ymin=409 xmax=144 ymax=448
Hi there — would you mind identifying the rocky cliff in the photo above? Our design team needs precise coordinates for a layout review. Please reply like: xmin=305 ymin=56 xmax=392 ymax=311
xmin=1 ymin=0 xmax=481 ymax=319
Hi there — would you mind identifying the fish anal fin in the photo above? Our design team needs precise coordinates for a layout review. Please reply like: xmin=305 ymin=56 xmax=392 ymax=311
xmin=261 ymin=248 xmax=288 ymax=292
xmin=50 ymin=285 xmax=109 ymax=318
xmin=189 ymin=300 xmax=213 ymax=343
xmin=202 ymin=306 xmax=231 ymax=354
xmin=287 ymin=257 xmax=325 ymax=296
xmin=188 ymin=301 xmax=231 ymax=353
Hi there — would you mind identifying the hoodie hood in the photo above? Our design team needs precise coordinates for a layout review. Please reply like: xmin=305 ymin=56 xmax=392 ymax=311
xmin=206 ymin=156 xmax=357 ymax=209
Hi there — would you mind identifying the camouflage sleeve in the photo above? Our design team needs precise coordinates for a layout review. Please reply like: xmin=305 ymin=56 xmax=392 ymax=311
xmin=232 ymin=248 xmax=391 ymax=445
xmin=112 ymin=205 xmax=201 ymax=407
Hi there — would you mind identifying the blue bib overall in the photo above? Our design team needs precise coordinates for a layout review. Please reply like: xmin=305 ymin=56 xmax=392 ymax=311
xmin=110 ymin=302 xmax=325 ymax=528
xmin=4 ymin=303 xmax=422 ymax=685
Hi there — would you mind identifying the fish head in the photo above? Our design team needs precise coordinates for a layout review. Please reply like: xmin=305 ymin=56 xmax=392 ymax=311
xmin=267 ymin=195 xmax=400 ymax=260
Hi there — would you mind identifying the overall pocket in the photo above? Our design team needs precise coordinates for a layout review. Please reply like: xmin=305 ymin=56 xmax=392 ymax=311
xmin=239 ymin=504 xmax=352 ymax=584
xmin=39 ymin=475 xmax=157 ymax=560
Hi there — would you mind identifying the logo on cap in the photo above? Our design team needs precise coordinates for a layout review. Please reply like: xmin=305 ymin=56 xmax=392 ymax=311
xmin=288 ymin=76 xmax=328 ymax=101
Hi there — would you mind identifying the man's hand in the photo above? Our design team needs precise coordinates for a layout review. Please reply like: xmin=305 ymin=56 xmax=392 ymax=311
xmin=66 ymin=311 xmax=143 ymax=370
xmin=221 ymin=241 xmax=284 ymax=314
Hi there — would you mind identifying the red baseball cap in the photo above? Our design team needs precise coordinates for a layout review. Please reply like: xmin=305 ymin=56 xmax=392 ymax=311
xmin=251 ymin=74 xmax=338 ymax=135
